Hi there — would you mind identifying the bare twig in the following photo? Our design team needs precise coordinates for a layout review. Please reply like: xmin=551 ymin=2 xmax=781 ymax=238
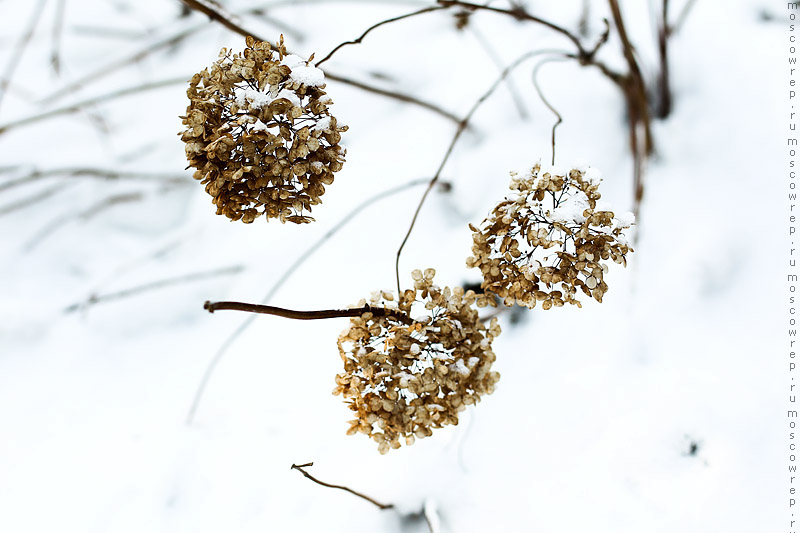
xmin=290 ymin=463 xmax=394 ymax=510
xmin=394 ymin=49 xmax=561 ymax=294
xmin=0 ymin=76 xmax=188 ymax=135
xmin=64 ymin=266 xmax=244 ymax=313
xmin=0 ymin=167 xmax=188 ymax=194
xmin=185 ymin=178 xmax=429 ymax=424
xmin=315 ymin=6 xmax=448 ymax=67
xmin=0 ymin=0 xmax=48 ymax=115
xmin=531 ymin=57 xmax=568 ymax=165
xmin=656 ymin=0 xmax=672 ymax=119
xmin=204 ymin=300 xmax=411 ymax=323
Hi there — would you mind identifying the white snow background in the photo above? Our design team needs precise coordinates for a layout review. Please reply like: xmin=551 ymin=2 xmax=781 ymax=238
xmin=0 ymin=0 xmax=786 ymax=531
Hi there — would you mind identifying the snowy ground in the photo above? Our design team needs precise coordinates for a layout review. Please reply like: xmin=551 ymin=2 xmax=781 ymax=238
xmin=0 ymin=1 xmax=786 ymax=531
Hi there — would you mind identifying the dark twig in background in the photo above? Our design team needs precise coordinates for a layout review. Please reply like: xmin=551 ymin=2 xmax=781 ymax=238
xmin=531 ymin=56 xmax=568 ymax=165
xmin=290 ymin=463 xmax=394 ymax=510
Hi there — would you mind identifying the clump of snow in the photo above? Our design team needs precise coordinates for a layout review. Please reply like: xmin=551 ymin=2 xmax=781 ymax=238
xmin=281 ymin=54 xmax=325 ymax=87
xmin=550 ymin=190 xmax=590 ymax=225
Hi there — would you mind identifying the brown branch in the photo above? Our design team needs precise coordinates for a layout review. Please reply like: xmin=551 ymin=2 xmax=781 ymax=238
xmin=43 ymin=23 xmax=204 ymax=104
xmin=315 ymin=6 xmax=448 ymax=67
xmin=607 ymin=0 xmax=653 ymax=217
xmin=394 ymin=49 xmax=557 ymax=294
xmin=185 ymin=177 xmax=430 ymax=424
xmin=64 ymin=266 xmax=244 ymax=313
xmin=0 ymin=0 xmax=48 ymax=115
xmin=0 ymin=76 xmax=188 ymax=136
xmin=531 ymin=57 xmax=568 ymax=165
xmin=290 ymin=463 xmax=394 ymax=510
xmin=656 ymin=0 xmax=672 ymax=119
xmin=204 ymin=301 xmax=411 ymax=324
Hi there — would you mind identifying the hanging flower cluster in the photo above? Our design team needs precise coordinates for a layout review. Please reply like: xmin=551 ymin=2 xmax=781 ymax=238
xmin=467 ymin=162 xmax=634 ymax=309
xmin=180 ymin=36 xmax=347 ymax=223
xmin=334 ymin=269 xmax=501 ymax=454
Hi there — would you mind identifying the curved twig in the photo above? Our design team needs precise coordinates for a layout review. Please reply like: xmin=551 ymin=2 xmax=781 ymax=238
xmin=531 ymin=56 xmax=569 ymax=165
xmin=291 ymin=463 xmax=394 ymax=510
xmin=394 ymin=49 xmax=566 ymax=294
xmin=316 ymin=6 xmax=447 ymax=67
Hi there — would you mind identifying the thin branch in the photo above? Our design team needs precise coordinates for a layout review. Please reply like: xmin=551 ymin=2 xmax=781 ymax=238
xmin=0 ymin=76 xmax=188 ymax=136
xmin=64 ymin=266 xmax=244 ymax=313
xmin=290 ymin=463 xmax=394 ymax=510
xmin=0 ymin=167 xmax=188 ymax=194
xmin=394 ymin=49 xmax=561 ymax=294
xmin=531 ymin=57 xmax=568 ymax=165
xmin=436 ymin=0 xmax=586 ymax=57
xmin=0 ymin=0 xmax=48 ymax=115
xmin=185 ymin=178 xmax=429 ymax=424
xmin=315 ymin=6 xmax=447 ymax=67
xmin=204 ymin=300 xmax=411 ymax=323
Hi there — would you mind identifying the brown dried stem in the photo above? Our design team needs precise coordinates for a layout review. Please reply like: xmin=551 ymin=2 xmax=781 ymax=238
xmin=531 ymin=56 xmax=568 ymax=165
xmin=204 ymin=301 xmax=412 ymax=324
xmin=290 ymin=462 xmax=394 ymax=510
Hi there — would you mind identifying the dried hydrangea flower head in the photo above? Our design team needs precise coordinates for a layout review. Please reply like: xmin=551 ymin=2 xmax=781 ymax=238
xmin=180 ymin=35 xmax=348 ymax=223
xmin=467 ymin=162 xmax=634 ymax=309
xmin=334 ymin=269 xmax=501 ymax=454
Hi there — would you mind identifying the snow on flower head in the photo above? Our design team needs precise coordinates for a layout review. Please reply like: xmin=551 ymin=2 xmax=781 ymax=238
xmin=180 ymin=35 xmax=348 ymax=224
xmin=333 ymin=269 xmax=501 ymax=454
xmin=466 ymin=161 xmax=634 ymax=309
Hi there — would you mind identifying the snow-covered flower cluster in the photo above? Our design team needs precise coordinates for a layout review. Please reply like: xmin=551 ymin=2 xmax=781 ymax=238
xmin=180 ymin=36 xmax=347 ymax=223
xmin=467 ymin=162 xmax=634 ymax=309
xmin=334 ymin=269 xmax=501 ymax=454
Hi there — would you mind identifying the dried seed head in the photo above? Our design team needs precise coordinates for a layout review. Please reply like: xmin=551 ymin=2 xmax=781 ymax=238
xmin=179 ymin=36 xmax=348 ymax=223
xmin=467 ymin=161 xmax=634 ymax=308
xmin=334 ymin=270 xmax=501 ymax=453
